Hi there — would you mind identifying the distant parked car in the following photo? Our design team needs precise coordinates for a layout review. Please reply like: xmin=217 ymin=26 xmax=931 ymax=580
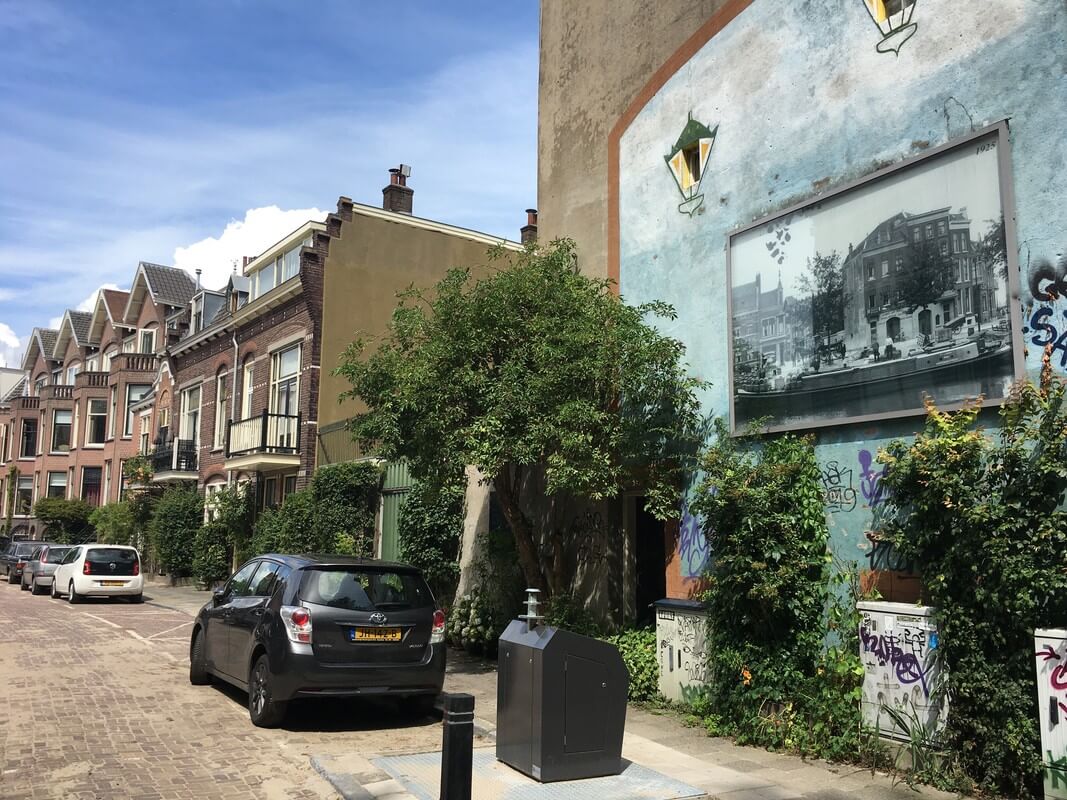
xmin=189 ymin=554 xmax=446 ymax=727
xmin=4 ymin=541 xmax=55 ymax=584
xmin=51 ymin=545 xmax=144 ymax=603
xmin=21 ymin=545 xmax=75 ymax=594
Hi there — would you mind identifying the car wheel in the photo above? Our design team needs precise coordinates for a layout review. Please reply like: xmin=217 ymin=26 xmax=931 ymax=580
xmin=30 ymin=579 xmax=43 ymax=596
xmin=67 ymin=581 xmax=80 ymax=604
xmin=50 ymin=579 xmax=60 ymax=599
xmin=248 ymin=654 xmax=287 ymax=728
xmin=403 ymin=693 xmax=439 ymax=718
xmin=128 ymin=593 xmax=144 ymax=604
xmin=189 ymin=630 xmax=210 ymax=686
xmin=7 ymin=570 xmax=18 ymax=584
xmin=19 ymin=576 xmax=29 ymax=591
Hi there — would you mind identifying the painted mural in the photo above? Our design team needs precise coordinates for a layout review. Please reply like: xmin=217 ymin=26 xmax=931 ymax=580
xmin=616 ymin=0 xmax=1067 ymax=570
xmin=663 ymin=114 xmax=718 ymax=217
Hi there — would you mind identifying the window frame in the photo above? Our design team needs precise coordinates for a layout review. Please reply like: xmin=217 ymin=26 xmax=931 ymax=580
xmin=51 ymin=409 xmax=72 ymax=453
xmin=124 ymin=384 xmax=151 ymax=438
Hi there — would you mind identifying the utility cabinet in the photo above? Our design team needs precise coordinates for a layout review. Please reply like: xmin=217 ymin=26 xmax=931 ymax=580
xmin=496 ymin=620 xmax=628 ymax=782
xmin=1035 ymin=628 xmax=1067 ymax=799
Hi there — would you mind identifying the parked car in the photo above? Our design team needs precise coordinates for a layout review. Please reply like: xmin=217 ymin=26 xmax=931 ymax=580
xmin=51 ymin=544 xmax=143 ymax=603
xmin=189 ymin=554 xmax=446 ymax=727
xmin=21 ymin=545 xmax=75 ymax=594
xmin=4 ymin=541 xmax=55 ymax=584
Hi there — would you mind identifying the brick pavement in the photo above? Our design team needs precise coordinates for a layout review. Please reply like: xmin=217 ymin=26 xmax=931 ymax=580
xmin=0 ymin=581 xmax=455 ymax=800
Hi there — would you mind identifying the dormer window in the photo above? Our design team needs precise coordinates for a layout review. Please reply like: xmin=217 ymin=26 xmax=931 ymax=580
xmin=191 ymin=298 xmax=203 ymax=332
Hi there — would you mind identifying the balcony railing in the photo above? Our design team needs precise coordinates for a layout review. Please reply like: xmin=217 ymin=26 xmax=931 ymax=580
xmin=75 ymin=371 xmax=109 ymax=389
xmin=226 ymin=411 xmax=301 ymax=458
xmin=39 ymin=384 xmax=73 ymax=401
xmin=14 ymin=396 xmax=39 ymax=411
xmin=112 ymin=353 xmax=159 ymax=373
xmin=151 ymin=438 xmax=198 ymax=474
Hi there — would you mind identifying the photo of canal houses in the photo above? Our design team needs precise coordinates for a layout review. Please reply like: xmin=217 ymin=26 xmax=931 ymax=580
xmin=728 ymin=127 xmax=1022 ymax=433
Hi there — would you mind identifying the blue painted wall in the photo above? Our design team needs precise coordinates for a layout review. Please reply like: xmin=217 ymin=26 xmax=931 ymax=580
xmin=617 ymin=0 xmax=1067 ymax=570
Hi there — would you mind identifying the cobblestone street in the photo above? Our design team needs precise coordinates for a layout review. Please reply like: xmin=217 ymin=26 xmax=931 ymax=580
xmin=0 ymin=581 xmax=452 ymax=800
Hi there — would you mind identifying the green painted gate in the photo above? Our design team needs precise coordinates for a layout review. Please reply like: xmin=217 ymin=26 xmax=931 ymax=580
xmin=379 ymin=460 xmax=412 ymax=561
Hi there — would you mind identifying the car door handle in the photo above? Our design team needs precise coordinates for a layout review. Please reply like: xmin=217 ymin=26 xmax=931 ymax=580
xmin=250 ymin=608 xmax=264 ymax=617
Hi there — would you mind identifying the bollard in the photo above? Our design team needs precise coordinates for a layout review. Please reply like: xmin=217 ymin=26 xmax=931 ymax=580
xmin=439 ymin=692 xmax=475 ymax=800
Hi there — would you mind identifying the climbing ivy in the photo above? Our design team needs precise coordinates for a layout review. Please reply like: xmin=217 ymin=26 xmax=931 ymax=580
xmin=878 ymin=358 xmax=1067 ymax=798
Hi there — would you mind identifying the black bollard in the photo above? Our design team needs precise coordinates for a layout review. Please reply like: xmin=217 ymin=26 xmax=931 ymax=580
xmin=439 ymin=692 xmax=475 ymax=800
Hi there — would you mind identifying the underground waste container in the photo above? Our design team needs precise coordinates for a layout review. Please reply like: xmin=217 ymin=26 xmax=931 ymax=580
xmin=496 ymin=610 xmax=628 ymax=782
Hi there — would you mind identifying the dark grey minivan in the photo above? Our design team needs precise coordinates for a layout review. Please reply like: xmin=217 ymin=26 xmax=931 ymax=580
xmin=189 ymin=554 xmax=446 ymax=727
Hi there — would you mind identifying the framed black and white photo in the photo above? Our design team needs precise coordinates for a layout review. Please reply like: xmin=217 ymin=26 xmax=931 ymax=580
xmin=727 ymin=122 xmax=1024 ymax=434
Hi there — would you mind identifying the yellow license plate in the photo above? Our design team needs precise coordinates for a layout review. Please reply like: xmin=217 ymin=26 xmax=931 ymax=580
xmin=101 ymin=581 xmax=125 ymax=587
xmin=352 ymin=627 xmax=401 ymax=642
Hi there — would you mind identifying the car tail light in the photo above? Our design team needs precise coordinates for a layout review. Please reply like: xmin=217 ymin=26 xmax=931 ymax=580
xmin=281 ymin=605 xmax=312 ymax=644
xmin=15 ymin=560 xmax=24 ymax=569
xmin=431 ymin=609 xmax=446 ymax=644
xmin=133 ymin=560 xmax=140 ymax=576
xmin=83 ymin=561 xmax=92 ymax=575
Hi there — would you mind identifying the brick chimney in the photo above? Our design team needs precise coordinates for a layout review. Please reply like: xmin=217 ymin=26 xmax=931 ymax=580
xmin=520 ymin=208 xmax=538 ymax=245
xmin=382 ymin=165 xmax=414 ymax=214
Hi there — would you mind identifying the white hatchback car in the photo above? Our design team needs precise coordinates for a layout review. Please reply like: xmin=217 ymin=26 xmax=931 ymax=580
xmin=51 ymin=544 xmax=144 ymax=603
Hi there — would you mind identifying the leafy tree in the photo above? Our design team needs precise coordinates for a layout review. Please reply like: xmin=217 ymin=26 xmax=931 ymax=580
xmin=975 ymin=215 xmax=1007 ymax=283
xmin=149 ymin=486 xmax=203 ymax=579
xmin=798 ymin=251 xmax=846 ymax=357
xmin=335 ymin=240 xmax=704 ymax=597
xmin=34 ymin=497 xmax=94 ymax=544
xmin=311 ymin=462 xmax=379 ymax=558
xmin=208 ymin=484 xmax=255 ymax=568
xmin=878 ymin=361 xmax=1067 ymax=797
xmin=901 ymin=240 xmax=955 ymax=315
xmin=89 ymin=501 xmax=136 ymax=544
xmin=193 ymin=521 xmax=231 ymax=587
xmin=251 ymin=489 xmax=316 ymax=555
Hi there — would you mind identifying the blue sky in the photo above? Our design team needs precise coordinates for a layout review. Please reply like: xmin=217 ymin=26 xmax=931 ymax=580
xmin=0 ymin=0 xmax=539 ymax=366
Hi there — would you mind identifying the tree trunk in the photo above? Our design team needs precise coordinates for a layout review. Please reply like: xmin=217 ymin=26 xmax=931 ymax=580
xmin=493 ymin=471 xmax=547 ymax=596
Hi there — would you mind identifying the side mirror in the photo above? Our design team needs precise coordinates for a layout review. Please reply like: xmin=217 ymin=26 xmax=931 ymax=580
xmin=212 ymin=587 xmax=226 ymax=606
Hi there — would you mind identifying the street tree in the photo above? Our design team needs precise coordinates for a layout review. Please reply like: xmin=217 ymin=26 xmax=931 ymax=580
xmin=901 ymin=240 xmax=955 ymax=315
xmin=33 ymin=497 xmax=94 ymax=544
xmin=975 ymin=215 xmax=1007 ymax=282
xmin=335 ymin=240 xmax=705 ymax=598
xmin=798 ymin=251 xmax=846 ymax=359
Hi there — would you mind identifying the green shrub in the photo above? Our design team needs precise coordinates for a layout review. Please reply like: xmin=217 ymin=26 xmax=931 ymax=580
xmin=447 ymin=527 xmax=525 ymax=657
xmin=312 ymin=462 xmax=380 ymax=557
xmin=251 ymin=489 xmax=316 ymax=555
xmin=879 ymin=371 xmax=1067 ymax=798
xmin=604 ymin=628 xmax=659 ymax=701
xmin=209 ymin=484 xmax=255 ymax=567
xmin=89 ymin=502 xmax=135 ymax=545
xmin=399 ymin=476 xmax=466 ymax=603
xmin=150 ymin=487 xmax=203 ymax=578
xmin=545 ymin=592 xmax=603 ymax=638
xmin=34 ymin=497 xmax=94 ymax=544
xmin=689 ymin=419 xmax=867 ymax=762
xmin=192 ymin=522 xmax=230 ymax=587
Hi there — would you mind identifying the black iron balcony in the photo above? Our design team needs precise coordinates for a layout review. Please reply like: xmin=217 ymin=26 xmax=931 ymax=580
xmin=226 ymin=411 xmax=301 ymax=459
xmin=151 ymin=438 xmax=198 ymax=479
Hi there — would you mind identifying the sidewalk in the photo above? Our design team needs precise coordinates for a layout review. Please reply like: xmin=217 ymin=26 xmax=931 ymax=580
xmin=319 ymin=652 xmax=959 ymax=800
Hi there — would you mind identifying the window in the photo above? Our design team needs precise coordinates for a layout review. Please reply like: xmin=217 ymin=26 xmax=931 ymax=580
xmin=242 ymin=360 xmax=254 ymax=417
xmin=282 ymin=245 xmax=302 ymax=281
xmin=180 ymin=385 xmax=201 ymax=445
xmin=119 ymin=461 xmax=128 ymax=501
xmin=912 ymin=227 xmax=921 ymax=242
xmin=249 ymin=562 xmax=282 ymax=597
xmin=104 ymin=461 xmax=112 ymax=504
xmin=255 ymin=263 xmax=277 ymax=299
xmin=65 ymin=364 xmax=78 ymax=384
xmin=191 ymin=299 xmax=203 ymax=332
xmin=881 ymin=259 xmax=889 ymax=277
xmin=52 ymin=410 xmax=72 ymax=452
xmin=122 ymin=337 xmax=135 ymax=353
xmin=81 ymin=467 xmax=102 ymax=506
xmin=895 ymin=257 xmax=904 ymax=272
xmin=204 ymin=482 xmax=226 ymax=522
xmin=881 ymin=290 xmax=890 ymax=307
xmin=937 ymin=221 xmax=947 ymax=236
xmin=214 ymin=372 xmax=229 ymax=449
xmin=865 ymin=261 xmax=874 ymax=281
xmin=270 ymin=344 xmax=300 ymax=416
xmin=260 ymin=477 xmax=278 ymax=511
xmin=227 ymin=560 xmax=261 ymax=598
xmin=867 ymin=294 xmax=876 ymax=311
xmin=139 ymin=329 xmax=155 ymax=354
xmin=46 ymin=471 xmax=67 ymax=499
xmin=108 ymin=386 xmax=118 ymax=439
xmin=15 ymin=477 xmax=32 ymax=514
xmin=86 ymin=399 xmax=106 ymax=445
xmin=102 ymin=347 xmax=116 ymax=371
xmin=925 ymin=224 xmax=933 ymax=239
xmin=124 ymin=384 xmax=151 ymax=437
xmin=0 ymin=425 xmax=6 ymax=464
xmin=283 ymin=475 xmax=297 ymax=499
xmin=86 ymin=356 xmax=98 ymax=373
xmin=20 ymin=419 xmax=37 ymax=458
xmin=940 ymin=239 xmax=949 ymax=257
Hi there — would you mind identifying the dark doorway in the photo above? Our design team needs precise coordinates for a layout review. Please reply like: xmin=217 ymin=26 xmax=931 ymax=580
xmin=634 ymin=497 xmax=666 ymax=627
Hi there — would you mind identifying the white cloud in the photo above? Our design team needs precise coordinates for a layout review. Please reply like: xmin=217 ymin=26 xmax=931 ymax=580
xmin=0 ymin=323 xmax=25 ymax=369
xmin=172 ymin=206 xmax=327 ymax=290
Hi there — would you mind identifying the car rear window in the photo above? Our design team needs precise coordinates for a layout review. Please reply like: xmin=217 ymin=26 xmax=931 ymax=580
xmin=86 ymin=548 xmax=138 ymax=566
xmin=299 ymin=568 xmax=431 ymax=611
xmin=15 ymin=543 xmax=39 ymax=556
xmin=44 ymin=547 xmax=73 ymax=564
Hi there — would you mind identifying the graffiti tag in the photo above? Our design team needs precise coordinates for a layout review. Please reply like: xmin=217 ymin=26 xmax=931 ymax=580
xmin=679 ymin=506 xmax=709 ymax=579
xmin=861 ymin=625 xmax=930 ymax=697
xmin=858 ymin=449 xmax=888 ymax=509
xmin=865 ymin=531 xmax=914 ymax=572
xmin=1024 ymin=305 xmax=1067 ymax=369
xmin=821 ymin=460 xmax=857 ymax=513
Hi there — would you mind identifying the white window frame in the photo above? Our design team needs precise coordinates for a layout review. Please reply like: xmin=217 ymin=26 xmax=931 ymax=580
xmin=269 ymin=344 xmax=300 ymax=416
xmin=51 ymin=409 xmax=72 ymax=453
xmin=124 ymin=384 xmax=151 ymax=438
xmin=139 ymin=329 xmax=156 ymax=354
xmin=213 ymin=371 xmax=229 ymax=450
xmin=86 ymin=398 xmax=107 ymax=447
xmin=242 ymin=360 xmax=254 ymax=418
xmin=179 ymin=385 xmax=202 ymax=447
xmin=46 ymin=471 xmax=67 ymax=499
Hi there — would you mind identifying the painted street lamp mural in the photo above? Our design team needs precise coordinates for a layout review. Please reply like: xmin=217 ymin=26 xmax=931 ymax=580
xmin=862 ymin=0 xmax=918 ymax=55
xmin=664 ymin=114 xmax=717 ymax=217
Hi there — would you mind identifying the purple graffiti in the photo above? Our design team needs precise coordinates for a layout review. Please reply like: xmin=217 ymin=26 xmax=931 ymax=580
xmin=679 ymin=506 xmax=709 ymax=579
xmin=858 ymin=449 xmax=888 ymax=509
xmin=861 ymin=625 xmax=930 ymax=697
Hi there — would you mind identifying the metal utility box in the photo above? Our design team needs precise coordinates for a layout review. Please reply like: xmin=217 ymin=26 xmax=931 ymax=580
xmin=496 ymin=620 xmax=628 ymax=782
xmin=1035 ymin=628 xmax=1067 ymax=799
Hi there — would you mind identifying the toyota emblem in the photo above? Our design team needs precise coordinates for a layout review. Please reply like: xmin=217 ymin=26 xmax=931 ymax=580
xmin=109 ymin=563 xmax=116 ymax=571
xmin=369 ymin=612 xmax=387 ymax=625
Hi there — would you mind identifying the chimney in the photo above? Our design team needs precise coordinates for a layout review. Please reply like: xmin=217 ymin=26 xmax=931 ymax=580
xmin=382 ymin=165 xmax=414 ymax=214
xmin=195 ymin=268 xmax=202 ymax=289
xmin=520 ymin=208 xmax=538 ymax=245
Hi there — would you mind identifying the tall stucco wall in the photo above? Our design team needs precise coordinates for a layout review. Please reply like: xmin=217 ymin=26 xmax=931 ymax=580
xmin=537 ymin=0 xmax=727 ymax=277
xmin=616 ymin=0 xmax=1067 ymax=592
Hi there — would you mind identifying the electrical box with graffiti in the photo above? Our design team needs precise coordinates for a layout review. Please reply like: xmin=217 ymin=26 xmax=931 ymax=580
xmin=654 ymin=600 xmax=709 ymax=704
xmin=857 ymin=601 xmax=947 ymax=743
xmin=1035 ymin=628 xmax=1067 ymax=799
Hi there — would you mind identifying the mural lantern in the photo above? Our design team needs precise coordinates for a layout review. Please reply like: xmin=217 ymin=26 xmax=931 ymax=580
xmin=664 ymin=113 xmax=717 ymax=217
xmin=862 ymin=0 xmax=918 ymax=55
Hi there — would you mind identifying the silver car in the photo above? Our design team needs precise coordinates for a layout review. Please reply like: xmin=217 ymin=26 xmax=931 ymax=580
xmin=22 ymin=545 xmax=75 ymax=595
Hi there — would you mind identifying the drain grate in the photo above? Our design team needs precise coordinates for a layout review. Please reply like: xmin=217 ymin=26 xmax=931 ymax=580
xmin=372 ymin=749 xmax=706 ymax=800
